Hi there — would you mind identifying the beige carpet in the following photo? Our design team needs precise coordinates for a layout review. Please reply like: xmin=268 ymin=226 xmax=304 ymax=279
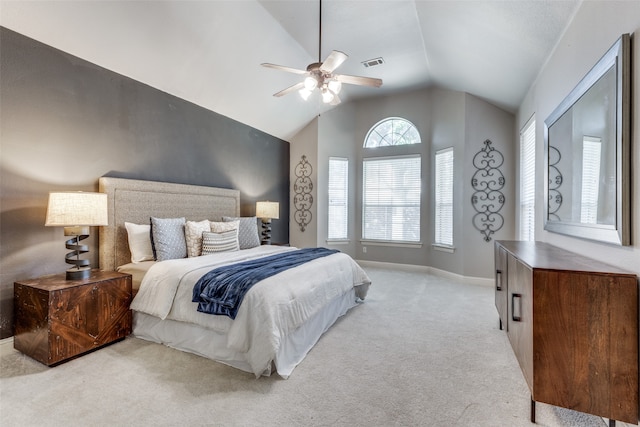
xmin=1 ymin=266 xmax=611 ymax=426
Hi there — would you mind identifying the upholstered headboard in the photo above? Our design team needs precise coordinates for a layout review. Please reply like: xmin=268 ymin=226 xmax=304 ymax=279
xmin=98 ymin=177 xmax=240 ymax=271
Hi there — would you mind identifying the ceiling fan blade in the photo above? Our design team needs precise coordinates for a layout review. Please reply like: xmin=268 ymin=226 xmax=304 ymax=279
xmin=261 ymin=63 xmax=308 ymax=75
xmin=273 ymin=82 xmax=305 ymax=97
xmin=335 ymin=74 xmax=383 ymax=88
xmin=319 ymin=50 xmax=348 ymax=73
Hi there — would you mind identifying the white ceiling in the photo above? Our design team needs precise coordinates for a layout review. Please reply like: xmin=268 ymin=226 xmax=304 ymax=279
xmin=0 ymin=0 xmax=580 ymax=141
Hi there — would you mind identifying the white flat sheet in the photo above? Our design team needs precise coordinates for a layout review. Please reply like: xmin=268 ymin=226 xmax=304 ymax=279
xmin=117 ymin=261 xmax=155 ymax=291
xmin=130 ymin=246 xmax=371 ymax=376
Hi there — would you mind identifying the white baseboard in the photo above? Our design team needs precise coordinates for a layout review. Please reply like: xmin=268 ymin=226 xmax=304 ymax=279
xmin=429 ymin=266 xmax=494 ymax=287
xmin=356 ymin=260 xmax=430 ymax=274
xmin=0 ymin=336 xmax=15 ymax=356
xmin=356 ymin=260 xmax=494 ymax=287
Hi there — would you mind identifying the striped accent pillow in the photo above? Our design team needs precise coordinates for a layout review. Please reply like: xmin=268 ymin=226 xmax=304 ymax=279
xmin=201 ymin=229 xmax=239 ymax=254
xmin=222 ymin=217 xmax=260 ymax=249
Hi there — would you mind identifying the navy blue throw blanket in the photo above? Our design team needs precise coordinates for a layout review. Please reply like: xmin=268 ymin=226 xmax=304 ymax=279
xmin=192 ymin=248 xmax=339 ymax=319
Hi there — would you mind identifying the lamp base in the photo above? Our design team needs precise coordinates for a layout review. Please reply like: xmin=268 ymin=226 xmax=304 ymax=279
xmin=62 ymin=230 xmax=92 ymax=280
xmin=260 ymin=218 xmax=272 ymax=245
xmin=66 ymin=266 xmax=91 ymax=280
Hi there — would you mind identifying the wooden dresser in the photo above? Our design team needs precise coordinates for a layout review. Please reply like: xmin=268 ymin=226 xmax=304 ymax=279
xmin=14 ymin=270 xmax=132 ymax=366
xmin=494 ymin=240 xmax=638 ymax=425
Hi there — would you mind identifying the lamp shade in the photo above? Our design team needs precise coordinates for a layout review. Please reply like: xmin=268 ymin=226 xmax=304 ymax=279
xmin=256 ymin=201 xmax=279 ymax=220
xmin=45 ymin=192 xmax=108 ymax=227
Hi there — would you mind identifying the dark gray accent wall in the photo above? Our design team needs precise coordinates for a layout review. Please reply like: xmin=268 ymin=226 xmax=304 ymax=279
xmin=0 ymin=27 xmax=289 ymax=339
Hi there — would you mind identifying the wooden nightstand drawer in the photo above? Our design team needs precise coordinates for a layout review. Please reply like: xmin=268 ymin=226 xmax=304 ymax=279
xmin=14 ymin=271 xmax=132 ymax=366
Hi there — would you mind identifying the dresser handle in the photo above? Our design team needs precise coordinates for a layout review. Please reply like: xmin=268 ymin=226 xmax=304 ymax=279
xmin=512 ymin=293 xmax=522 ymax=322
xmin=496 ymin=270 xmax=503 ymax=291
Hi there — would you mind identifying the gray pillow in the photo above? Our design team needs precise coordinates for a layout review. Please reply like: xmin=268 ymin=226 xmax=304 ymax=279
xmin=150 ymin=217 xmax=187 ymax=261
xmin=222 ymin=216 xmax=260 ymax=249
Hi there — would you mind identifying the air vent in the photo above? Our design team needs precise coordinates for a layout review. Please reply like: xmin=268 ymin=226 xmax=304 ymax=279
xmin=362 ymin=57 xmax=384 ymax=68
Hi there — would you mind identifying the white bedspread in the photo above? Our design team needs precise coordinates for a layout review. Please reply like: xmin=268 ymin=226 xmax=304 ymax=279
xmin=130 ymin=246 xmax=371 ymax=376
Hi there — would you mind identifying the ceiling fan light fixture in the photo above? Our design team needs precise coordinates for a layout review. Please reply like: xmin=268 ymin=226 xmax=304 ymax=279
xmin=304 ymin=76 xmax=319 ymax=91
xmin=299 ymin=88 xmax=313 ymax=100
xmin=262 ymin=0 xmax=381 ymax=103
xmin=327 ymin=79 xmax=342 ymax=95
xmin=321 ymin=88 xmax=334 ymax=104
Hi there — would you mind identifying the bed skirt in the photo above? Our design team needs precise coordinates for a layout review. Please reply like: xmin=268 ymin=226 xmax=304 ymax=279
xmin=132 ymin=287 xmax=361 ymax=378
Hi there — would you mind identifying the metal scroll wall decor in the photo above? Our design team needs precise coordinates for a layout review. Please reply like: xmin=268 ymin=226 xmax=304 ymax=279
xmin=471 ymin=139 xmax=505 ymax=242
xmin=547 ymin=145 xmax=563 ymax=221
xmin=294 ymin=155 xmax=313 ymax=232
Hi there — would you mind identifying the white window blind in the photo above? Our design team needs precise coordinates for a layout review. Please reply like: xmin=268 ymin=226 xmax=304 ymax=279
xmin=580 ymin=136 xmax=602 ymax=224
xmin=519 ymin=117 xmax=536 ymax=241
xmin=362 ymin=155 xmax=421 ymax=242
xmin=328 ymin=157 xmax=348 ymax=240
xmin=434 ymin=148 xmax=454 ymax=246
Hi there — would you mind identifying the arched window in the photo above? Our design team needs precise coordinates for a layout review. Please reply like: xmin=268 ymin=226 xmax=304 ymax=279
xmin=362 ymin=117 xmax=422 ymax=244
xmin=364 ymin=117 xmax=421 ymax=148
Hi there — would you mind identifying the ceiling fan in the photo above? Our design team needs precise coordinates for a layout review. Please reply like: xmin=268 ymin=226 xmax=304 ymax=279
xmin=261 ymin=0 xmax=382 ymax=105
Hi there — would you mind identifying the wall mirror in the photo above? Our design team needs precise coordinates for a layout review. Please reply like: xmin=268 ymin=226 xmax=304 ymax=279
xmin=544 ymin=33 xmax=630 ymax=245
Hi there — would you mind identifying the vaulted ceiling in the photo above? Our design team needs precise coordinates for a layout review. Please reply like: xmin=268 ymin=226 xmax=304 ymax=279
xmin=0 ymin=0 xmax=580 ymax=141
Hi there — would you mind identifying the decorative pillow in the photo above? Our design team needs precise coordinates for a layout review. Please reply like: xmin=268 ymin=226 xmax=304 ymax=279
xmin=201 ymin=228 xmax=240 ymax=255
xmin=185 ymin=220 xmax=211 ymax=258
xmin=210 ymin=220 xmax=240 ymax=233
xmin=150 ymin=217 xmax=187 ymax=261
xmin=124 ymin=222 xmax=155 ymax=263
xmin=222 ymin=216 xmax=260 ymax=249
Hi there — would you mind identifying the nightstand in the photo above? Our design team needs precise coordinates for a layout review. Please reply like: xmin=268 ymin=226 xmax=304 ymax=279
xmin=14 ymin=270 xmax=132 ymax=366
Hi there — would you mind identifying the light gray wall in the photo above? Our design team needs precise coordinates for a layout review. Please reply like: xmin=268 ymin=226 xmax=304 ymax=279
xmin=354 ymin=89 xmax=434 ymax=266
xmin=291 ymin=87 xmax=515 ymax=278
xmin=318 ymin=104 xmax=358 ymax=257
xmin=516 ymin=1 xmax=640 ymax=275
xmin=429 ymin=88 xmax=467 ymax=275
xmin=462 ymin=93 xmax=515 ymax=278
xmin=289 ymin=118 xmax=318 ymax=249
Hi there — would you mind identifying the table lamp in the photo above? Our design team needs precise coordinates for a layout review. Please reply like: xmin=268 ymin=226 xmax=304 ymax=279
xmin=256 ymin=201 xmax=279 ymax=245
xmin=45 ymin=191 xmax=108 ymax=280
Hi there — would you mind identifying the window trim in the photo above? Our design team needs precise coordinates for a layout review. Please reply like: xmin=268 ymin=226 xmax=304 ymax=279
xmin=327 ymin=156 xmax=349 ymax=241
xmin=360 ymin=239 xmax=423 ymax=249
xmin=434 ymin=147 xmax=454 ymax=248
xmin=431 ymin=243 xmax=455 ymax=253
xmin=519 ymin=115 xmax=536 ymax=241
xmin=363 ymin=117 xmax=421 ymax=148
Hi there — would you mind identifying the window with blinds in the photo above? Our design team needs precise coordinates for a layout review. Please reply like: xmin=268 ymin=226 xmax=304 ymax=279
xmin=362 ymin=155 xmax=421 ymax=242
xmin=580 ymin=136 xmax=602 ymax=224
xmin=328 ymin=157 xmax=348 ymax=240
xmin=434 ymin=148 xmax=454 ymax=246
xmin=519 ymin=117 xmax=536 ymax=241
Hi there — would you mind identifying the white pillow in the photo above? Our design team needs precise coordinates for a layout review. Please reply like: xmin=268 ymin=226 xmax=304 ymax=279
xmin=185 ymin=220 xmax=211 ymax=257
xmin=124 ymin=222 xmax=155 ymax=263
xmin=210 ymin=220 xmax=240 ymax=233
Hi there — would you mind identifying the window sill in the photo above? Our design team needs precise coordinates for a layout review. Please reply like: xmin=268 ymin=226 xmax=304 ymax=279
xmin=360 ymin=240 xmax=423 ymax=249
xmin=326 ymin=239 xmax=350 ymax=245
xmin=432 ymin=244 xmax=455 ymax=253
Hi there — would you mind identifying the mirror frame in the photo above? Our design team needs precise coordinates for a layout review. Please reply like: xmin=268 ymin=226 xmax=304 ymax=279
xmin=543 ymin=34 xmax=631 ymax=246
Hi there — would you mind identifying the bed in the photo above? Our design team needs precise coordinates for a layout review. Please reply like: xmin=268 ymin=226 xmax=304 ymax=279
xmin=98 ymin=177 xmax=371 ymax=378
